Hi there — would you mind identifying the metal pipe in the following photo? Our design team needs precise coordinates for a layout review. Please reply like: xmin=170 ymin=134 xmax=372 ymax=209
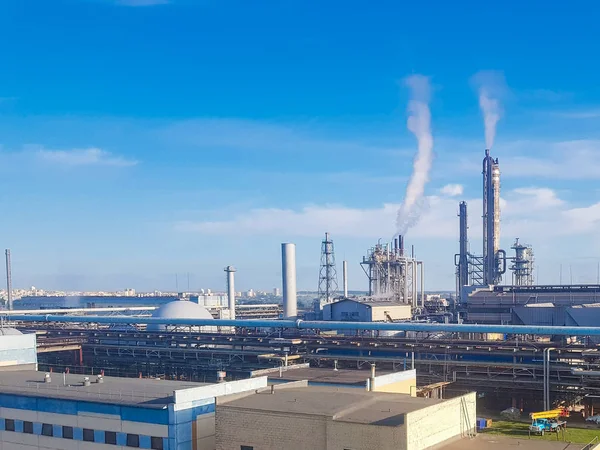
xmin=5 ymin=249 xmax=12 ymax=311
xmin=419 ymin=261 xmax=425 ymax=308
xmin=281 ymin=243 xmax=297 ymax=318
xmin=10 ymin=315 xmax=600 ymax=336
xmin=412 ymin=261 xmax=417 ymax=307
xmin=224 ymin=266 xmax=236 ymax=320
xmin=342 ymin=260 xmax=348 ymax=298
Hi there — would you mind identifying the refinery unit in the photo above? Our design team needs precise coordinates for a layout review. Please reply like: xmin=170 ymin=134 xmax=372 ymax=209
xmin=5 ymin=148 xmax=600 ymax=425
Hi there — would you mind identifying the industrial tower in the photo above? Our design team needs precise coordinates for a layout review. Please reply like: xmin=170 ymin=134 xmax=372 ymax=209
xmin=318 ymin=232 xmax=338 ymax=303
xmin=482 ymin=149 xmax=505 ymax=285
xmin=5 ymin=249 xmax=12 ymax=311
xmin=456 ymin=201 xmax=469 ymax=295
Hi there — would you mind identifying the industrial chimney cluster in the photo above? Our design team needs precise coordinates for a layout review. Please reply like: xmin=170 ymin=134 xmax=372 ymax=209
xmin=455 ymin=149 xmax=535 ymax=302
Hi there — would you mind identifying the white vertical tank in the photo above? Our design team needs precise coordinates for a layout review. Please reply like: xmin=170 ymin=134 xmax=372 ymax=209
xmin=281 ymin=243 xmax=297 ymax=318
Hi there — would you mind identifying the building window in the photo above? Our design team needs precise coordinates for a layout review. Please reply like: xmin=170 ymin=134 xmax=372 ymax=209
xmin=105 ymin=431 xmax=117 ymax=445
xmin=83 ymin=428 xmax=95 ymax=442
xmin=23 ymin=421 xmax=33 ymax=434
xmin=4 ymin=419 xmax=14 ymax=432
xmin=241 ymin=446 xmax=254 ymax=450
xmin=63 ymin=426 xmax=74 ymax=439
xmin=126 ymin=433 xmax=140 ymax=447
xmin=41 ymin=423 xmax=53 ymax=436
xmin=151 ymin=437 xmax=164 ymax=450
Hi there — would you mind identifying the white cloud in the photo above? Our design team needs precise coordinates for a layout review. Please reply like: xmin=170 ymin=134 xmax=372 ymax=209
xmin=176 ymin=187 xmax=600 ymax=247
xmin=36 ymin=148 xmax=137 ymax=167
xmin=439 ymin=184 xmax=463 ymax=197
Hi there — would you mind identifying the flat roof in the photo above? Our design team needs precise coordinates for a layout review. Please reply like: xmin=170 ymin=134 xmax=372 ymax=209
xmin=0 ymin=370 xmax=208 ymax=408
xmin=270 ymin=368 xmax=392 ymax=385
xmin=220 ymin=385 xmax=443 ymax=426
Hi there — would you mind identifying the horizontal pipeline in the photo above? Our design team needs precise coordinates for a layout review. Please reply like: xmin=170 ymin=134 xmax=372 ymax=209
xmin=5 ymin=314 xmax=600 ymax=336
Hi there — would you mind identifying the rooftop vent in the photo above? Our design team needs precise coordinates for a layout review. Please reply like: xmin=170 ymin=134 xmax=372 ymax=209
xmin=44 ymin=373 xmax=51 ymax=384
xmin=96 ymin=375 xmax=104 ymax=384
xmin=83 ymin=377 xmax=90 ymax=387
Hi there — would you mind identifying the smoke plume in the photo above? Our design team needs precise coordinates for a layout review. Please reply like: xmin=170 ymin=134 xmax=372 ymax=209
xmin=472 ymin=71 xmax=506 ymax=149
xmin=395 ymin=75 xmax=434 ymax=236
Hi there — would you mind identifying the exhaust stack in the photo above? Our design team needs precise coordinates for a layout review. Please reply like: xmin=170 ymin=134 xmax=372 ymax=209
xmin=281 ymin=243 xmax=297 ymax=318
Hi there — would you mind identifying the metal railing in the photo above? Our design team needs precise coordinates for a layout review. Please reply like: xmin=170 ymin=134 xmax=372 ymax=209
xmin=581 ymin=436 xmax=599 ymax=450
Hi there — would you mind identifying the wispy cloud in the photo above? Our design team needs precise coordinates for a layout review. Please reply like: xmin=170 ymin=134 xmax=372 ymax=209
xmin=439 ymin=184 xmax=463 ymax=197
xmin=553 ymin=109 xmax=600 ymax=119
xmin=115 ymin=0 xmax=169 ymax=6
xmin=449 ymin=139 xmax=600 ymax=180
xmin=175 ymin=186 xmax=600 ymax=243
xmin=36 ymin=148 xmax=138 ymax=167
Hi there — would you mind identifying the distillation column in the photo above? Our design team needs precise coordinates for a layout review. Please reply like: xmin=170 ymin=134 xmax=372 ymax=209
xmin=483 ymin=149 xmax=502 ymax=285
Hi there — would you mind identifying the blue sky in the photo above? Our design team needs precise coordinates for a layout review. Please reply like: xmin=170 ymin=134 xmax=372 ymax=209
xmin=2 ymin=0 xmax=600 ymax=292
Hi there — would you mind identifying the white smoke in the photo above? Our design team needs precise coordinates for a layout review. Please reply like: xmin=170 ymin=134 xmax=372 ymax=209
xmin=479 ymin=90 xmax=500 ymax=149
xmin=395 ymin=75 xmax=434 ymax=236
xmin=472 ymin=71 xmax=506 ymax=149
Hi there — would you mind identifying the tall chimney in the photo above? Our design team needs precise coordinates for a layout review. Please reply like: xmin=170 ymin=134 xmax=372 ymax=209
xmin=5 ymin=249 xmax=12 ymax=311
xmin=224 ymin=266 xmax=236 ymax=319
xmin=342 ymin=260 xmax=348 ymax=298
xmin=399 ymin=235 xmax=404 ymax=256
xmin=281 ymin=243 xmax=297 ymax=318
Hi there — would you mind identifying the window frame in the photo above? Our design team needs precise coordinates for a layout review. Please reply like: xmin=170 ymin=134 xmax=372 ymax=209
xmin=62 ymin=425 xmax=74 ymax=439
xmin=83 ymin=428 xmax=95 ymax=442
xmin=4 ymin=419 xmax=15 ymax=432
xmin=23 ymin=421 xmax=34 ymax=434
xmin=41 ymin=423 xmax=53 ymax=437
xmin=105 ymin=430 xmax=117 ymax=445
xmin=126 ymin=433 xmax=140 ymax=447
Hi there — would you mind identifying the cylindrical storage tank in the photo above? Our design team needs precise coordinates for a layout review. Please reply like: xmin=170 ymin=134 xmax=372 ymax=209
xmin=282 ymin=243 xmax=297 ymax=318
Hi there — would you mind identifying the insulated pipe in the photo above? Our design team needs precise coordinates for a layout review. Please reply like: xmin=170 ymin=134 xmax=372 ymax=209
xmin=342 ymin=261 xmax=348 ymax=298
xmin=11 ymin=315 xmax=600 ymax=336
xmin=281 ymin=243 xmax=297 ymax=318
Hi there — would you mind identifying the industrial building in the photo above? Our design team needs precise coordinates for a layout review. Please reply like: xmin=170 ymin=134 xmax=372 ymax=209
xmin=322 ymin=298 xmax=412 ymax=322
xmin=0 ymin=369 xmax=267 ymax=450
xmin=215 ymin=383 xmax=476 ymax=450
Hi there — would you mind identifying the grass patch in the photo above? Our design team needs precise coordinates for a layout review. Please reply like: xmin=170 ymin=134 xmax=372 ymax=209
xmin=483 ymin=420 xmax=600 ymax=444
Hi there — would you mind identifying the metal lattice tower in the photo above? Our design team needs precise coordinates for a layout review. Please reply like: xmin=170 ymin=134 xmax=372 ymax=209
xmin=318 ymin=233 xmax=338 ymax=303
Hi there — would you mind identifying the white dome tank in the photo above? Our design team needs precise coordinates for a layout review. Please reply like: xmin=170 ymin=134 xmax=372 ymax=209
xmin=148 ymin=300 xmax=214 ymax=332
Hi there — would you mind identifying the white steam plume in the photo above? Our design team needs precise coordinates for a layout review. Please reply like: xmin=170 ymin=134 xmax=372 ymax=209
xmin=479 ymin=89 xmax=500 ymax=149
xmin=395 ymin=75 xmax=434 ymax=236
xmin=472 ymin=71 xmax=506 ymax=149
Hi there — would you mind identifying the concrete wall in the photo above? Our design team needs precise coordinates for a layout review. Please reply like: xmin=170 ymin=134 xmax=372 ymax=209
xmin=325 ymin=421 xmax=404 ymax=450
xmin=216 ymin=409 xmax=327 ymax=450
xmin=372 ymin=370 xmax=417 ymax=396
xmin=405 ymin=392 xmax=476 ymax=450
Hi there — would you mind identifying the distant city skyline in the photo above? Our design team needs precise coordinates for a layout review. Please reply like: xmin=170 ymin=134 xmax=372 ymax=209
xmin=2 ymin=1 xmax=600 ymax=291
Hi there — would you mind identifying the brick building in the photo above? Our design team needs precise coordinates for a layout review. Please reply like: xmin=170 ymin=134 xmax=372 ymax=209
xmin=216 ymin=382 xmax=476 ymax=450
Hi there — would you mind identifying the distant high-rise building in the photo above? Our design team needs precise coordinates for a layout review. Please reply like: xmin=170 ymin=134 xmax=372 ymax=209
xmin=273 ymin=288 xmax=280 ymax=296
